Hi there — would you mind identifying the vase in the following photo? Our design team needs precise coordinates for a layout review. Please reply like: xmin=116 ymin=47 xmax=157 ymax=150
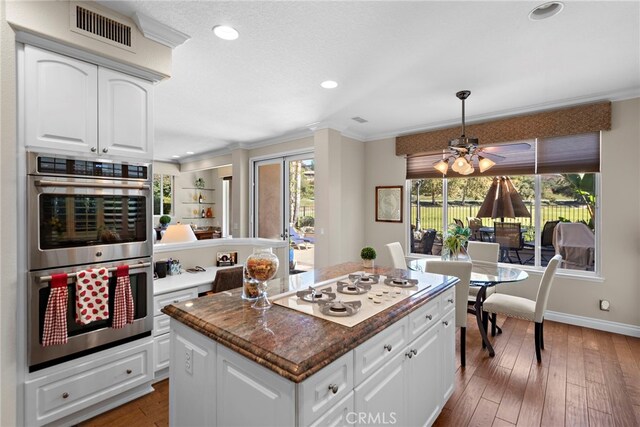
xmin=362 ymin=259 xmax=374 ymax=269
xmin=245 ymin=248 xmax=279 ymax=310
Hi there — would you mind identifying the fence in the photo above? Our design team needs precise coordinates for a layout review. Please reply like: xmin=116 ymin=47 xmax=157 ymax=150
xmin=410 ymin=201 xmax=592 ymax=233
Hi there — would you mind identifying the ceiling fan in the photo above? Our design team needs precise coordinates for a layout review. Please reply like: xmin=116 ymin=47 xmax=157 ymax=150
xmin=433 ymin=90 xmax=530 ymax=176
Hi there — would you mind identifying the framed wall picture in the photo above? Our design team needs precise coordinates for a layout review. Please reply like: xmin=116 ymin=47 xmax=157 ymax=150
xmin=375 ymin=186 xmax=403 ymax=223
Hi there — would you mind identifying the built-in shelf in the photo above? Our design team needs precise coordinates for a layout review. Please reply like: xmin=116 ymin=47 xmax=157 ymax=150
xmin=183 ymin=187 xmax=215 ymax=191
xmin=183 ymin=216 xmax=216 ymax=220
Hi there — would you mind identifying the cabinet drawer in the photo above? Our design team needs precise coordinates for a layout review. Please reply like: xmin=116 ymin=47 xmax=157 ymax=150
xmin=154 ymin=288 xmax=198 ymax=316
xmin=309 ymin=391 xmax=354 ymax=427
xmin=354 ymin=317 xmax=408 ymax=386
xmin=154 ymin=314 xmax=171 ymax=337
xmin=299 ymin=351 xmax=354 ymax=426
xmin=441 ymin=287 xmax=455 ymax=314
xmin=154 ymin=334 xmax=171 ymax=372
xmin=25 ymin=339 xmax=152 ymax=426
xmin=408 ymin=296 xmax=441 ymax=339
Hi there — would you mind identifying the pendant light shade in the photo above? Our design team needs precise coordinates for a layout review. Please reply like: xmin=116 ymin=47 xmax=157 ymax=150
xmin=433 ymin=159 xmax=449 ymax=174
xmin=478 ymin=156 xmax=496 ymax=173
xmin=451 ymin=156 xmax=469 ymax=173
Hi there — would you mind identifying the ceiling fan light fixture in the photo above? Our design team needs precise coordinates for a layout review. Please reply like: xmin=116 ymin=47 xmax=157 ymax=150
xmin=460 ymin=164 xmax=475 ymax=175
xmin=433 ymin=159 xmax=449 ymax=175
xmin=478 ymin=156 xmax=496 ymax=173
xmin=451 ymin=156 xmax=469 ymax=173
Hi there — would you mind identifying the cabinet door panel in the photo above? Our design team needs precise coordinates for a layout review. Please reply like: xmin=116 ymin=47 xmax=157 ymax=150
xmin=98 ymin=67 xmax=153 ymax=159
xmin=309 ymin=391 xmax=354 ymax=427
xmin=24 ymin=45 xmax=97 ymax=153
xmin=217 ymin=345 xmax=295 ymax=427
xmin=408 ymin=324 xmax=442 ymax=427
xmin=354 ymin=351 xmax=406 ymax=427
xmin=441 ymin=310 xmax=456 ymax=402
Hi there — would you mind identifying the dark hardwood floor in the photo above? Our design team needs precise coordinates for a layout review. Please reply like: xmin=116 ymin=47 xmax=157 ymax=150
xmin=81 ymin=315 xmax=640 ymax=427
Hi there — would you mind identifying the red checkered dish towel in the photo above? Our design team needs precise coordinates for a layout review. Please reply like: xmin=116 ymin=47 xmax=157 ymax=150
xmin=42 ymin=273 xmax=69 ymax=346
xmin=113 ymin=265 xmax=134 ymax=329
xmin=76 ymin=268 xmax=110 ymax=325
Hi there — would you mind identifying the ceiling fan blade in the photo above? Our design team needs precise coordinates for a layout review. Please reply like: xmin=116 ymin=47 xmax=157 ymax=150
xmin=476 ymin=150 xmax=506 ymax=162
xmin=480 ymin=142 xmax=532 ymax=153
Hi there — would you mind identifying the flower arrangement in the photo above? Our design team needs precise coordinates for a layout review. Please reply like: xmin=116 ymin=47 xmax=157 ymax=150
xmin=195 ymin=177 xmax=205 ymax=189
xmin=442 ymin=224 xmax=471 ymax=259
xmin=361 ymin=246 xmax=377 ymax=268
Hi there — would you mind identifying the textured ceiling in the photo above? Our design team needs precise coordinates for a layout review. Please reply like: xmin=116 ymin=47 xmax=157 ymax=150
xmin=98 ymin=1 xmax=640 ymax=162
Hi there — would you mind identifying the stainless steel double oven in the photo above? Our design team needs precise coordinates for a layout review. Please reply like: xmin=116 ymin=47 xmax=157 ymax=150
xmin=27 ymin=153 xmax=153 ymax=371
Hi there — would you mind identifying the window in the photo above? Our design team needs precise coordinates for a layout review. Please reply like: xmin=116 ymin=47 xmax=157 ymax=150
xmin=153 ymin=174 xmax=174 ymax=216
xmin=408 ymin=133 xmax=599 ymax=274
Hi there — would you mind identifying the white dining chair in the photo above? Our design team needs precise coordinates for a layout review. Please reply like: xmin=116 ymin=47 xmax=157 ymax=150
xmin=386 ymin=242 xmax=408 ymax=270
xmin=466 ymin=241 xmax=500 ymax=335
xmin=482 ymin=254 xmax=561 ymax=363
xmin=424 ymin=260 xmax=472 ymax=367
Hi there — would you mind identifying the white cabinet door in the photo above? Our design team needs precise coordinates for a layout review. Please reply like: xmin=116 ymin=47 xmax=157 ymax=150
xmin=153 ymin=333 xmax=171 ymax=372
xmin=217 ymin=345 xmax=295 ymax=427
xmin=441 ymin=309 xmax=456 ymax=403
xmin=407 ymin=323 xmax=442 ymax=427
xmin=310 ymin=391 xmax=354 ymax=427
xmin=24 ymin=45 xmax=97 ymax=154
xmin=169 ymin=321 xmax=217 ymax=427
xmin=354 ymin=351 xmax=406 ymax=427
xmin=98 ymin=67 xmax=153 ymax=159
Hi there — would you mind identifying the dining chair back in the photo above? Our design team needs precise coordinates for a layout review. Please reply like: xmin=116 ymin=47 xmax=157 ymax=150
xmin=482 ymin=254 xmax=562 ymax=362
xmin=386 ymin=242 xmax=407 ymax=270
xmin=424 ymin=260 xmax=472 ymax=366
xmin=466 ymin=241 xmax=499 ymax=263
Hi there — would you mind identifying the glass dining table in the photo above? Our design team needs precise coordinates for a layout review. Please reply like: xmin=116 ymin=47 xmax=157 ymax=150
xmin=408 ymin=259 xmax=528 ymax=357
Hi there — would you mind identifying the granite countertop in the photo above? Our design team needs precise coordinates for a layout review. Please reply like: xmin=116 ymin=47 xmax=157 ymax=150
xmin=162 ymin=262 xmax=456 ymax=383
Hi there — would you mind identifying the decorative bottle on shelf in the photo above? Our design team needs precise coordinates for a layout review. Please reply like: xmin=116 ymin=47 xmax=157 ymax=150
xmin=198 ymin=193 xmax=203 ymax=203
xmin=206 ymin=207 xmax=213 ymax=218
xmin=201 ymin=208 xmax=205 ymax=218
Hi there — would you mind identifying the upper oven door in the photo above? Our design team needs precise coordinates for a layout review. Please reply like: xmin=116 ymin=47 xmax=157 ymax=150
xmin=28 ymin=175 xmax=152 ymax=270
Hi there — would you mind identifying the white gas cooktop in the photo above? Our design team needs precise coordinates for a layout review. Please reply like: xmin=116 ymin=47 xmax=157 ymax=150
xmin=272 ymin=272 xmax=432 ymax=327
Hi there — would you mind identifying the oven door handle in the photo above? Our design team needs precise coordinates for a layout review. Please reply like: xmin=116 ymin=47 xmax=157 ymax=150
xmin=34 ymin=180 xmax=150 ymax=190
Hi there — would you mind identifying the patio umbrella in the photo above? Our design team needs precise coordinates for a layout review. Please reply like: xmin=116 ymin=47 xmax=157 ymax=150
xmin=477 ymin=176 xmax=531 ymax=221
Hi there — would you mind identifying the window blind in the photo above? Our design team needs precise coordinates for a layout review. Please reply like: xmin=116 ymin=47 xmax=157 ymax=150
xmin=536 ymin=132 xmax=600 ymax=174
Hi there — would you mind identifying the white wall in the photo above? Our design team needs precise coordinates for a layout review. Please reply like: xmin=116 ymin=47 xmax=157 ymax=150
xmin=0 ymin=2 xmax=18 ymax=424
xmin=364 ymin=99 xmax=640 ymax=328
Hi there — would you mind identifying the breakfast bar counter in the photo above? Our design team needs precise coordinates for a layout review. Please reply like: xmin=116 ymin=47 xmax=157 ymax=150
xmin=163 ymin=262 xmax=458 ymax=426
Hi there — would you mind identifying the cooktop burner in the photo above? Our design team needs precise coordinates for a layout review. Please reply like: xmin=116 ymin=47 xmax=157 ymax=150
xmin=318 ymin=300 xmax=362 ymax=317
xmin=383 ymin=277 xmax=419 ymax=288
xmin=273 ymin=271 xmax=440 ymax=328
xmin=296 ymin=286 xmax=336 ymax=303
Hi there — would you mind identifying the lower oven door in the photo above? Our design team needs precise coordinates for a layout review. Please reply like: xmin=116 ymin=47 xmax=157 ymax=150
xmin=28 ymin=258 xmax=153 ymax=371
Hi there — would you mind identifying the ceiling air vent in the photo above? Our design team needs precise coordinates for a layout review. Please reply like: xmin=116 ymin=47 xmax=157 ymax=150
xmin=351 ymin=117 xmax=369 ymax=123
xmin=70 ymin=3 xmax=135 ymax=51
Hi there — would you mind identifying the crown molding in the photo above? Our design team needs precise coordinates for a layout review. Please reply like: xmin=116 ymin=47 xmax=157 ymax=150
xmin=133 ymin=12 xmax=190 ymax=48
xmin=237 ymin=129 xmax=314 ymax=150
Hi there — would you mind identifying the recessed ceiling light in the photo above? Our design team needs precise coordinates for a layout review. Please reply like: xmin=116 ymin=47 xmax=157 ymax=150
xmin=212 ymin=25 xmax=239 ymax=40
xmin=172 ymin=155 xmax=180 ymax=158
xmin=529 ymin=2 xmax=564 ymax=20
xmin=186 ymin=151 xmax=194 ymax=155
xmin=320 ymin=80 xmax=338 ymax=89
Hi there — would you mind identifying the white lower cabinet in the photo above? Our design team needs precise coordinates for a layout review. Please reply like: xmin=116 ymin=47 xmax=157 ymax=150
xmin=169 ymin=289 xmax=456 ymax=427
xmin=153 ymin=333 xmax=171 ymax=372
xmin=24 ymin=338 xmax=153 ymax=426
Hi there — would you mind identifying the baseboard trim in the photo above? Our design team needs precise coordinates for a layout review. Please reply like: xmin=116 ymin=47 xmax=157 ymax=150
xmin=545 ymin=310 xmax=640 ymax=337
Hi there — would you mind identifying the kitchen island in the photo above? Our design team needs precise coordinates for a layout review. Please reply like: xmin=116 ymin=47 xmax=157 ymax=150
xmin=162 ymin=262 xmax=458 ymax=426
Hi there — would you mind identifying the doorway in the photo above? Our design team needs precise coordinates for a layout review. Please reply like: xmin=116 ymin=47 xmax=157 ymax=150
xmin=252 ymin=153 xmax=315 ymax=272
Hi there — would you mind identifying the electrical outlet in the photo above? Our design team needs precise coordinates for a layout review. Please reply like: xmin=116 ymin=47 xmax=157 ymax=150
xmin=599 ymin=299 xmax=610 ymax=311
xmin=185 ymin=347 xmax=193 ymax=375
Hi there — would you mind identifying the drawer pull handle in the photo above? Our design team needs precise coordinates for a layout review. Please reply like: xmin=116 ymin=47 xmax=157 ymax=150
xmin=443 ymin=320 xmax=449 ymax=326
xmin=126 ymin=369 xmax=132 ymax=374
xmin=447 ymin=298 xmax=454 ymax=303
xmin=102 ymin=147 xmax=109 ymax=153
xmin=425 ymin=314 xmax=433 ymax=320
xmin=411 ymin=349 xmax=418 ymax=356
xmin=173 ymin=300 xmax=180 ymax=304
xmin=62 ymin=392 xmax=69 ymax=399
xmin=328 ymin=384 xmax=339 ymax=394
xmin=405 ymin=351 xmax=413 ymax=359
xmin=383 ymin=344 xmax=392 ymax=352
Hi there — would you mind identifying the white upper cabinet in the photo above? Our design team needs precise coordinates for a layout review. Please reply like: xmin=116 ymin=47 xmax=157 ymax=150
xmin=98 ymin=67 xmax=153 ymax=159
xmin=24 ymin=45 xmax=98 ymax=154
xmin=23 ymin=45 xmax=153 ymax=160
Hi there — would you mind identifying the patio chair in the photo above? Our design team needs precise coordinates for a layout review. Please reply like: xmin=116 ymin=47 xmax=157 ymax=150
xmin=523 ymin=220 xmax=559 ymax=263
xmin=494 ymin=222 xmax=524 ymax=264
xmin=289 ymin=226 xmax=312 ymax=249
xmin=417 ymin=229 xmax=437 ymax=254
xmin=467 ymin=217 xmax=483 ymax=241
xmin=454 ymin=218 xmax=464 ymax=227
xmin=483 ymin=255 xmax=562 ymax=363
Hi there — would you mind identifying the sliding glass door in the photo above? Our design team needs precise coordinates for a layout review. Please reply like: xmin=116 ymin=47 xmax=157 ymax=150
xmin=253 ymin=153 xmax=315 ymax=271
